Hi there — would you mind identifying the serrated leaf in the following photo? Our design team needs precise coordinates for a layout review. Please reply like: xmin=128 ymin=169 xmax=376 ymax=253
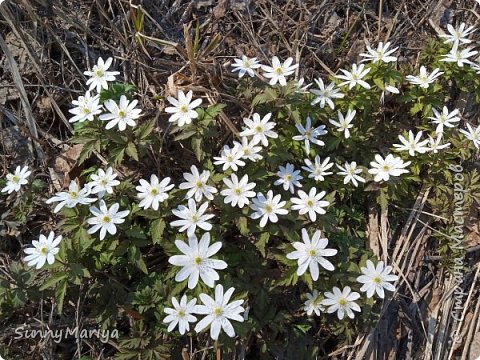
xmin=192 ymin=136 xmax=203 ymax=162
xmin=125 ymin=142 xmax=139 ymax=161
xmin=39 ymin=272 xmax=68 ymax=291
xmin=55 ymin=278 xmax=67 ymax=314
xmin=256 ymin=232 xmax=270 ymax=257
xmin=129 ymin=246 xmax=148 ymax=274
xmin=135 ymin=118 xmax=156 ymax=140
xmin=174 ymin=130 xmax=197 ymax=141
xmin=151 ymin=218 xmax=166 ymax=245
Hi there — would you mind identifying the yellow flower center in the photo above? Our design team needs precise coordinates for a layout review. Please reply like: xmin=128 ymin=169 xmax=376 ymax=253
xmin=180 ymin=105 xmax=188 ymax=113
xmin=95 ymin=68 xmax=104 ymax=77
xmin=118 ymin=110 xmax=126 ymax=118
xmin=178 ymin=309 xmax=185 ymax=317
xmin=275 ymin=67 xmax=282 ymax=75
xmin=102 ymin=216 xmax=111 ymax=223
xmin=39 ymin=246 xmax=49 ymax=255
xmin=264 ymin=204 xmax=273 ymax=213
xmin=70 ymin=191 xmax=78 ymax=199
xmin=11 ymin=175 xmax=20 ymax=184
xmin=196 ymin=180 xmax=203 ymax=188
xmin=285 ymin=174 xmax=292 ymax=181
xmin=194 ymin=256 xmax=202 ymax=265
xmin=150 ymin=188 xmax=159 ymax=196
xmin=226 ymin=155 xmax=233 ymax=162
xmin=234 ymin=188 xmax=242 ymax=195
xmin=81 ymin=107 xmax=91 ymax=114
xmin=255 ymin=125 xmax=263 ymax=133
xmin=382 ymin=165 xmax=391 ymax=172
xmin=100 ymin=179 xmax=108 ymax=186
xmin=309 ymin=249 xmax=316 ymax=256
xmin=373 ymin=276 xmax=382 ymax=284
xmin=338 ymin=298 xmax=347 ymax=306
xmin=214 ymin=307 xmax=223 ymax=317
xmin=307 ymin=200 xmax=314 ymax=207
xmin=191 ymin=215 xmax=199 ymax=222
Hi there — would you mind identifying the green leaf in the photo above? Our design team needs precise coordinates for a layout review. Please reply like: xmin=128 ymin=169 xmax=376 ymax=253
xmin=129 ymin=246 xmax=148 ymax=274
xmin=235 ymin=217 xmax=249 ymax=236
xmin=110 ymin=146 xmax=125 ymax=165
xmin=151 ymin=218 xmax=166 ymax=245
xmin=135 ymin=118 xmax=156 ymax=140
xmin=69 ymin=263 xmax=91 ymax=281
xmin=125 ymin=142 xmax=139 ymax=161
xmin=174 ymin=129 xmax=197 ymax=141
xmin=255 ymin=232 xmax=270 ymax=257
xmin=55 ymin=278 xmax=67 ymax=314
xmin=192 ymin=135 xmax=203 ymax=162
xmin=39 ymin=272 xmax=68 ymax=291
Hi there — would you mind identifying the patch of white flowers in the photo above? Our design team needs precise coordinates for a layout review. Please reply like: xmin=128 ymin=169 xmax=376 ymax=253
xmin=4 ymin=21 xmax=480 ymax=341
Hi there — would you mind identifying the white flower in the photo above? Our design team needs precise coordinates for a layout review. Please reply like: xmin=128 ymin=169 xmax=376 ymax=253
xmin=321 ymin=286 xmax=361 ymax=320
xmin=380 ymin=83 xmax=400 ymax=104
xmin=368 ymin=154 xmax=411 ymax=182
xmin=429 ymin=106 xmax=461 ymax=134
xmin=220 ymin=174 xmax=256 ymax=208
xmin=292 ymin=116 xmax=327 ymax=153
xmin=99 ymin=95 xmax=142 ymax=131
xmin=290 ymin=188 xmax=330 ymax=222
xmin=336 ymin=161 xmax=365 ymax=187
xmin=84 ymin=57 xmax=120 ymax=92
xmin=302 ymin=155 xmax=334 ymax=181
xmin=88 ymin=167 xmax=120 ymax=195
xmin=310 ymin=78 xmax=344 ymax=110
xmin=194 ymin=284 xmax=245 ymax=340
xmin=46 ymin=181 xmax=95 ymax=213
xmin=171 ymin=199 xmax=215 ymax=237
xmin=136 ymin=175 xmax=174 ymax=211
xmin=231 ymin=55 xmax=261 ymax=78
xmin=336 ymin=63 xmax=371 ymax=89
xmin=304 ymin=290 xmax=324 ymax=316
xmin=441 ymin=47 xmax=478 ymax=67
xmin=68 ymin=91 xmax=102 ymax=123
xmin=405 ymin=66 xmax=443 ymax=88
xmin=439 ymin=23 xmax=476 ymax=47
xmin=165 ymin=90 xmax=202 ymax=127
xmin=357 ymin=260 xmax=399 ymax=299
xmin=168 ymin=232 xmax=227 ymax=289
xmin=250 ymin=190 xmax=288 ymax=227
xmin=286 ymin=228 xmax=337 ymax=280
xmin=179 ymin=165 xmax=217 ymax=202
xmin=234 ymin=137 xmax=263 ymax=162
xmin=1 ymin=165 xmax=31 ymax=194
xmin=213 ymin=144 xmax=245 ymax=171
xmin=274 ymin=163 xmax=303 ymax=193
xmin=360 ymin=42 xmax=398 ymax=63
xmin=295 ymin=78 xmax=312 ymax=93
xmin=460 ymin=123 xmax=480 ymax=149
xmin=164 ymin=295 xmax=198 ymax=335
xmin=239 ymin=112 xmax=278 ymax=146
xmin=427 ymin=134 xmax=451 ymax=153
xmin=87 ymin=200 xmax=129 ymax=240
xmin=328 ymin=109 xmax=356 ymax=139
xmin=261 ymin=56 xmax=299 ymax=86
xmin=393 ymin=130 xmax=430 ymax=156
xmin=470 ymin=62 xmax=480 ymax=74
xmin=24 ymin=231 xmax=62 ymax=269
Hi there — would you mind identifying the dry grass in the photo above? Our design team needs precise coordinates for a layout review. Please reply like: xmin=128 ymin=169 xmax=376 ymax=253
xmin=1 ymin=0 xmax=480 ymax=359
